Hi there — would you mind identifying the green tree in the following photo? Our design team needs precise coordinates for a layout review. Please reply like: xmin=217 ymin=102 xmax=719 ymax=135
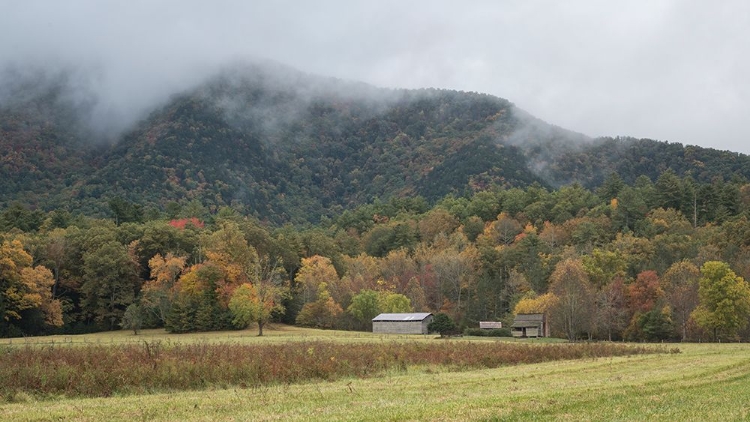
xmin=428 ymin=313 xmax=457 ymax=337
xmin=81 ymin=240 xmax=139 ymax=330
xmin=635 ymin=306 xmax=674 ymax=342
xmin=654 ymin=170 xmax=683 ymax=211
xmin=613 ymin=186 xmax=648 ymax=232
xmin=228 ymin=283 xmax=262 ymax=329
xmin=0 ymin=202 xmax=45 ymax=232
xmin=347 ymin=290 xmax=381 ymax=329
xmin=120 ymin=303 xmax=143 ymax=334
xmin=692 ymin=261 xmax=750 ymax=341
xmin=379 ymin=292 xmax=412 ymax=313
xmin=108 ymin=196 xmax=143 ymax=226
xmin=597 ymin=172 xmax=625 ymax=202
xmin=582 ymin=248 xmax=626 ymax=288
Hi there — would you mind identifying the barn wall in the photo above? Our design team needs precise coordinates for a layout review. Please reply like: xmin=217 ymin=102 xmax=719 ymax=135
xmin=373 ymin=320 xmax=428 ymax=334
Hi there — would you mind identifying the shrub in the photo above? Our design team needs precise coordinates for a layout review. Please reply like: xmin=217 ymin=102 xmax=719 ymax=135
xmin=487 ymin=328 xmax=511 ymax=337
xmin=464 ymin=328 xmax=511 ymax=337
xmin=464 ymin=328 xmax=486 ymax=337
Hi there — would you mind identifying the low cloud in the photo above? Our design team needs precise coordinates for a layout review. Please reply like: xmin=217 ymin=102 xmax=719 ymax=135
xmin=2 ymin=1 xmax=748 ymax=153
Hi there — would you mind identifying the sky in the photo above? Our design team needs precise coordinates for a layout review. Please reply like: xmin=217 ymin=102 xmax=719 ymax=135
xmin=2 ymin=1 xmax=749 ymax=153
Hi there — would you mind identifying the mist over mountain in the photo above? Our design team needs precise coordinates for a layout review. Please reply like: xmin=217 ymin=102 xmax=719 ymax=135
xmin=2 ymin=60 xmax=749 ymax=224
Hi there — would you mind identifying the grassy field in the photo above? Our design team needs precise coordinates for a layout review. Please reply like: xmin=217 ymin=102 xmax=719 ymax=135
xmin=1 ymin=327 xmax=749 ymax=421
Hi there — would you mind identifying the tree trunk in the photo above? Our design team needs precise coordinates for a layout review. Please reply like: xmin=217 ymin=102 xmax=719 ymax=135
xmin=258 ymin=321 xmax=264 ymax=336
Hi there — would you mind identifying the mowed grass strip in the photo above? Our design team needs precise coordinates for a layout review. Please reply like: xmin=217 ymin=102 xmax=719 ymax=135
xmin=0 ymin=339 xmax=662 ymax=399
xmin=2 ymin=344 xmax=749 ymax=421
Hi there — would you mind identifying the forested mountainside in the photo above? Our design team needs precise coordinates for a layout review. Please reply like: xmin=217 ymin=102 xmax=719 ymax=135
xmin=2 ymin=62 xmax=749 ymax=225
xmin=0 ymin=69 xmax=103 ymax=209
xmin=4 ymin=62 xmax=750 ymax=341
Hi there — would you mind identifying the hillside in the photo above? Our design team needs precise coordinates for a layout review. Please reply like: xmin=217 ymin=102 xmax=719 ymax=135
xmin=1 ymin=62 xmax=750 ymax=224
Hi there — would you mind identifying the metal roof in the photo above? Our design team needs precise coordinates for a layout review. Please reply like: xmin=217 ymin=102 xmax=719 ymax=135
xmin=372 ymin=313 xmax=433 ymax=322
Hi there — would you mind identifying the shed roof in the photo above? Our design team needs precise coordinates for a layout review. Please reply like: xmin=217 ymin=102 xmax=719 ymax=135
xmin=372 ymin=313 xmax=433 ymax=322
xmin=511 ymin=313 xmax=545 ymax=328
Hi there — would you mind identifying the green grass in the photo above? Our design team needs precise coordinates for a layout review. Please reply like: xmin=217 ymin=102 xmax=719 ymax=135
xmin=1 ymin=328 xmax=749 ymax=421
xmin=0 ymin=324 xmax=567 ymax=347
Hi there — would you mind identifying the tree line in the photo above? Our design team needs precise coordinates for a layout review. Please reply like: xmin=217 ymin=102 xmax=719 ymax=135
xmin=3 ymin=170 xmax=750 ymax=341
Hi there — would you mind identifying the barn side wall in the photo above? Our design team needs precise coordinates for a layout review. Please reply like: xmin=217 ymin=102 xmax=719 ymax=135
xmin=373 ymin=320 xmax=428 ymax=334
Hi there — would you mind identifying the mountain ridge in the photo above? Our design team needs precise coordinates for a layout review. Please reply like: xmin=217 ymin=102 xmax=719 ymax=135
xmin=1 ymin=61 xmax=748 ymax=224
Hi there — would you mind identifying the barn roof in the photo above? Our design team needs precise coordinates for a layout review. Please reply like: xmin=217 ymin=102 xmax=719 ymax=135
xmin=511 ymin=313 xmax=545 ymax=328
xmin=372 ymin=313 xmax=433 ymax=322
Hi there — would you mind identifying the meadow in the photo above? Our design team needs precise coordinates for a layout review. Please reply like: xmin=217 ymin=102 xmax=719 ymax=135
xmin=1 ymin=326 xmax=749 ymax=421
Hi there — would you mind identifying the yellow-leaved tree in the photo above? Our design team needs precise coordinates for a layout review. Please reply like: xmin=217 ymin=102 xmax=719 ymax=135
xmin=513 ymin=292 xmax=559 ymax=315
xmin=1 ymin=239 xmax=63 ymax=331
xmin=142 ymin=253 xmax=187 ymax=325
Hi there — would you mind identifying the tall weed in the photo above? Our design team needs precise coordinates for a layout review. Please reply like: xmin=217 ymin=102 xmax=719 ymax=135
xmin=0 ymin=341 xmax=666 ymax=399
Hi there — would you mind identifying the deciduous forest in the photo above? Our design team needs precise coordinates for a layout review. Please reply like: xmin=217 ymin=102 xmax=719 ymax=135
xmin=3 ymin=63 xmax=750 ymax=341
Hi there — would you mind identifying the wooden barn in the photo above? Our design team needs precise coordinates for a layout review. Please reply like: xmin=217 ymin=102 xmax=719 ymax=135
xmin=511 ymin=313 xmax=549 ymax=338
xmin=479 ymin=321 xmax=503 ymax=330
xmin=372 ymin=313 xmax=433 ymax=334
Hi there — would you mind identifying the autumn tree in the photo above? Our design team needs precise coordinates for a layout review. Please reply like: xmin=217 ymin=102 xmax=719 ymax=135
xmin=539 ymin=221 xmax=569 ymax=251
xmin=141 ymin=253 xmax=186 ymax=326
xmin=596 ymin=277 xmax=628 ymax=341
xmin=623 ymin=271 xmax=673 ymax=341
xmin=0 ymin=239 xmax=63 ymax=335
xmin=242 ymin=255 xmax=289 ymax=335
xmin=418 ymin=208 xmax=460 ymax=244
xmin=513 ymin=292 xmax=558 ymax=315
xmin=341 ymin=253 xmax=381 ymax=293
xmin=428 ymin=243 xmax=478 ymax=321
xmin=483 ymin=213 xmax=522 ymax=246
xmin=502 ymin=269 xmax=532 ymax=315
xmin=295 ymin=283 xmax=343 ymax=328
xmin=380 ymin=248 xmax=417 ymax=293
xmin=295 ymin=255 xmax=340 ymax=305
xmin=692 ymin=261 xmax=750 ymax=341
xmin=548 ymin=259 xmax=595 ymax=341
xmin=403 ymin=277 xmax=427 ymax=312
xmin=627 ymin=271 xmax=664 ymax=314
xmin=662 ymin=261 xmax=700 ymax=341
xmin=204 ymin=221 xmax=260 ymax=305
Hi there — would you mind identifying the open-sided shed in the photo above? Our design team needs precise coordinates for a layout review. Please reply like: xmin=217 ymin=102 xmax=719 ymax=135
xmin=511 ymin=313 xmax=549 ymax=338
xmin=372 ymin=313 xmax=433 ymax=334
